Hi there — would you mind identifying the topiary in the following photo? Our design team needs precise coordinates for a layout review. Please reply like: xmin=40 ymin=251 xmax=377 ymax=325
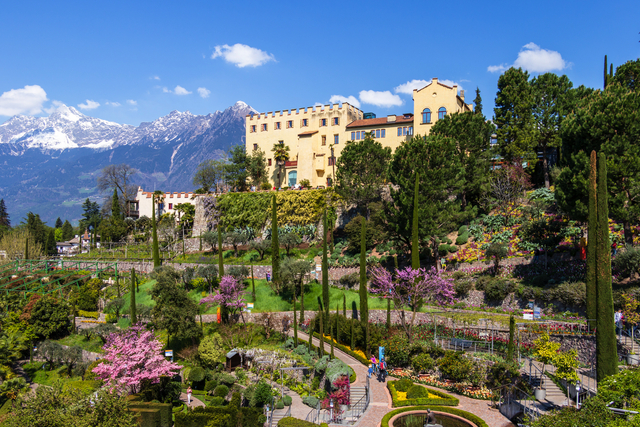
xmin=276 ymin=399 xmax=284 ymax=409
xmin=189 ymin=367 xmax=206 ymax=383
xmin=302 ymin=395 xmax=319 ymax=408
xmin=393 ymin=378 xmax=414 ymax=393
xmin=205 ymin=380 xmax=218 ymax=393
xmin=213 ymin=384 xmax=229 ymax=398
xmin=217 ymin=373 xmax=236 ymax=386
xmin=455 ymin=232 xmax=469 ymax=246
xmin=406 ymin=385 xmax=427 ymax=399
xmin=209 ymin=396 xmax=225 ymax=406
xmin=282 ymin=395 xmax=292 ymax=406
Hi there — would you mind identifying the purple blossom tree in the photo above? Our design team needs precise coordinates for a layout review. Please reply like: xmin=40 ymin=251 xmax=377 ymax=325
xmin=370 ymin=266 xmax=455 ymax=341
xmin=200 ymin=275 xmax=247 ymax=321
xmin=92 ymin=325 xmax=180 ymax=394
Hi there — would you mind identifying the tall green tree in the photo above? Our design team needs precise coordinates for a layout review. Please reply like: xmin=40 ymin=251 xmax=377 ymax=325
xmin=322 ymin=210 xmax=329 ymax=324
xmin=25 ymin=212 xmax=46 ymax=247
xmin=61 ymin=220 xmax=74 ymax=241
xmin=611 ymin=58 xmax=640 ymax=91
xmin=586 ymin=151 xmax=597 ymax=325
xmin=556 ymin=81 xmax=640 ymax=244
xmin=595 ymin=152 xmax=617 ymax=381
xmin=335 ymin=135 xmax=392 ymax=218
xmin=507 ymin=315 xmax=515 ymax=362
xmin=530 ymin=73 xmax=573 ymax=188
xmin=80 ymin=198 xmax=101 ymax=232
xmin=45 ymin=229 xmax=56 ymax=255
xmin=54 ymin=217 xmax=63 ymax=229
xmin=431 ymin=111 xmax=494 ymax=210
xmin=0 ymin=199 xmax=10 ymax=229
xmin=473 ymin=87 xmax=483 ymax=116
xmin=247 ymin=148 xmax=269 ymax=187
xmin=271 ymin=194 xmax=279 ymax=284
xmin=494 ymin=67 xmax=534 ymax=162
xmin=130 ymin=268 xmax=137 ymax=325
xmin=193 ymin=159 xmax=226 ymax=193
xmin=225 ymin=145 xmax=249 ymax=192
xmin=385 ymin=135 xmax=468 ymax=263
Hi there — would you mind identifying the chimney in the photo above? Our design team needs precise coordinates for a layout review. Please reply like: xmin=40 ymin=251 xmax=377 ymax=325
xmin=387 ymin=115 xmax=396 ymax=123
xmin=460 ymin=90 xmax=465 ymax=100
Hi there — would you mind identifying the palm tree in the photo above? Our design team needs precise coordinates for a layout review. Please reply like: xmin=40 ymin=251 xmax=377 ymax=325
xmin=0 ymin=377 xmax=27 ymax=408
xmin=271 ymin=143 xmax=290 ymax=188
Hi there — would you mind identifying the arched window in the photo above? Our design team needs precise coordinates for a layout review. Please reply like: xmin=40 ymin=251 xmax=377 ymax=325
xmin=288 ymin=170 xmax=297 ymax=187
xmin=438 ymin=107 xmax=447 ymax=120
xmin=422 ymin=108 xmax=431 ymax=124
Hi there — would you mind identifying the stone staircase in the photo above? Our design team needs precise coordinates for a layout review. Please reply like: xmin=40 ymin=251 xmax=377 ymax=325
xmin=350 ymin=386 xmax=366 ymax=405
xmin=270 ymin=409 xmax=288 ymax=426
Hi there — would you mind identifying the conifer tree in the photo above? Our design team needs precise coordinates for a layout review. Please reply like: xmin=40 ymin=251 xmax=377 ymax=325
xmin=54 ymin=217 xmax=63 ymax=229
xmin=411 ymin=174 xmax=420 ymax=270
xmin=318 ymin=311 xmax=324 ymax=357
xmin=322 ymin=210 xmax=329 ymax=325
xmin=595 ymin=152 xmax=617 ymax=381
xmin=151 ymin=193 xmax=161 ymax=268
xmin=271 ymin=194 xmax=280 ymax=284
xmin=359 ymin=214 xmax=369 ymax=351
xmin=343 ymin=294 xmax=346 ymax=317
xmin=330 ymin=315 xmax=334 ymax=359
xmin=507 ymin=315 xmax=515 ymax=362
xmin=473 ymin=87 xmax=483 ymax=116
xmin=0 ymin=199 xmax=10 ymax=229
xmin=293 ymin=291 xmax=298 ymax=347
xmin=586 ymin=151 xmax=597 ymax=325
xmin=350 ymin=317 xmax=355 ymax=350
xmin=130 ymin=268 xmax=137 ymax=325
xmin=308 ymin=316 xmax=314 ymax=352
xmin=251 ymin=264 xmax=256 ymax=302
xmin=46 ymin=229 xmax=55 ymax=256
xmin=24 ymin=235 xmax=29 ymax=260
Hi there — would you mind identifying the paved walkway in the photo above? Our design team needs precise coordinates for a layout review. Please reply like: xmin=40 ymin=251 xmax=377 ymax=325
xmin=180 ymin=392 xmax=205 ymax=408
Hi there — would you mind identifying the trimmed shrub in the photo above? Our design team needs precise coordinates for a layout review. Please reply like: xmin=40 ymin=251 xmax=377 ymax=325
xmin=454 ymin=280 xmax=473 ymax=298
xmin=338 ymin=272 xmax=360 ymax=289
xmin=381 ymin=406 xmax=488 ymax=427
xmin=411 ymin=353 xmax=435 ymax=374
xmin=282 ymin=395 xmax=292 ymax=406
xmin=406 ymin=385 xmax=427 ymax=399
xmin=217 ymin=373 xmax=236 ymax=386
xmin=213 ymin=385 xmax=229 ymax=398
xmin=208 ymin=396 xmax=225 ymax=406
xmin=251 ymin=380 xmax=272 ymax=407
xmin=204 ymin=380 xmax=218 ymax=393
xmin=302 ymin=395 xmax=319 ymax=408
xmin=278 ymin=417 xmax=317 ymax=426
xmin=438 ymin=351 xmax=472 ymax=383
xmin=394 ymin=378 xmax=414 ymax=393
xmin=455 ymin=232 xmax=469 ymax=246
xmin=188 ymin=367 xmax=205 ymax=383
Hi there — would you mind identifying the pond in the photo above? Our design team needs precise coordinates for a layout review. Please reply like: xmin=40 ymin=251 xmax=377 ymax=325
xmin=393 ymin=412 xmax=475 ymax=427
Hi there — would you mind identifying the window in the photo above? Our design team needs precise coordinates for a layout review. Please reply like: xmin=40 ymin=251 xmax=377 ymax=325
xmin=375 ymin=129 xmax=380 ymax=138
xmin=328 ymin=156 xmax=336 ymax=166
xmin=251 ymin=125 xmax=257 ymax=133
xmin=287 ymin=120 xmax=293 ymax=128
xmin=168 ymin=203 xmax=173 ymax=210
xmin=322 ymin=135 xmax=326 ymax=146
xmin=381 ymin=129 xmax=386 ymax=138
xmin=398 ymin=127 xmax=411 ymax=136
xmin=332 ymin=117 xmax=339 ymax=125
xmin=302 ymin=118 xmax=309 ymax=127
xmin=268 ymin=158 xmax=272 ymax=166
xmin=351 ymin=132 xmax=355 ymax=140
xmin=261 ymin=123 xmax=267 ymax=131
xmin=422 ymin=108 xmax=431 ymax=124
xmin=356 ymin=131 xmax=361 ymax=140
xmin=275 ymin=122 xmax=281 ymax=130
xmin=253 ymin=143 xmax=258 ymax=151
xmin=397 ymin=127 xmax=402 ymax=137
xmin=320 ymin=118 xmax=327 ymax=127
xmin=438 ymin=107 xmax=447 ymax=120
xmin=334 ymin=134 xmax=339 ymax=144
xmin=408 ymin=126 xmax=413 ymax=135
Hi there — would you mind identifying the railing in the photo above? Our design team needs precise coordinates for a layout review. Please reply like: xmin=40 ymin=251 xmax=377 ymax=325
xmin=267 ymin=396 xmax=276 ymax=427
xmin=495 ymin=384 xmax=542 ymax=423
xmin=348 ymin=375 xmax=371 ymax=422
xmin=304 ymin=402 xmax=321 ymax=424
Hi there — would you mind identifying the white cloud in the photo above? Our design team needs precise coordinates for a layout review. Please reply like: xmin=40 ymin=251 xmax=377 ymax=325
xmin=126 ymin=99 xmax=137 ymax=106
xmin=359 ymin=90 xmax=403 ymax=108
xmin=211 ymin=43 xmax=275 ymax=68
xmin=488 ymin=43 xmax=568 ymax=74
xmin=78 ymin=99 xmax=100 ymax=110
xmin=162 ymin=87 xmax=170 ymax=93
xmin=0 ymin=85 xmax=48 ymax=116
xmin=174 ymin=86 xmax=191 ymax=95
xmin=197 ymin=87 xmax=211 ymax=98
xmin=44 ymin=100 xmax=64 ymax=114
xmin=150 ymin=75 xmax=160 ymax=80
xmin=394 ymin=79 xmax=429 ymax=94
xmin=329 ymin=95 xmax=360 ymax=109
xmin=106 ymin=101 xmax=121 ymax=107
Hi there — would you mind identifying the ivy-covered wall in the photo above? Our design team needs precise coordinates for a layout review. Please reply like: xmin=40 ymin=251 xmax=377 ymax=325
xmin=193 ymin=189 xmax=339 ymax=237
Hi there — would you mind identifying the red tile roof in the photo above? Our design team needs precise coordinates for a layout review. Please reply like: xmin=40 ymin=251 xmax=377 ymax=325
xmin=346 ymin=115 xmax=414 ymax=128
xmin=298 ymin=130 xmax=319 ymax=136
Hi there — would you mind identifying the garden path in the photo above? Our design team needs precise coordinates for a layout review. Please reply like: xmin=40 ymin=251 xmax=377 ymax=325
xmin=179 ymin=392 xmax=205 ymax=408
xmin=14 ymin=360 xmax=40 ymax=393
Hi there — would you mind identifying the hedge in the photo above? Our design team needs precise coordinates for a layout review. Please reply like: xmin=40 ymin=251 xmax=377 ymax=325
xmin=78 ymin=310 xmax=99 ymax=319
xmin=387 ymin=380 xmax=458 ymax=407
xmin=278 ymin=417 xmax=317 ymax=427
xmin=381 ymin=406 xmax=488 ymax=427
xmin=311 ymin=331 xmax=369 ymax=366
xmin=128 ymin=402 xmax=172 ymax=427
xmin=130 ymin=407 xmax=161 ymax=427
xmin=175 ymin=406 xmax=265 ymax=427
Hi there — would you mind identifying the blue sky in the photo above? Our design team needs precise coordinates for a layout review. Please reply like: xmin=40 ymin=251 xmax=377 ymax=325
xmin=1 ymin=0 xmax=638 ymax=125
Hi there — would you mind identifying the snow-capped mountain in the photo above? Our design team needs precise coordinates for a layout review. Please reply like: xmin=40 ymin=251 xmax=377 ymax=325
xmin=0 ymin=101 xmax=256 ymax=225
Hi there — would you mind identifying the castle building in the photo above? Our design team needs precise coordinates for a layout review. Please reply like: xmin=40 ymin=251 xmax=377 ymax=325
xmin=128 ymin=187 xmax=196 ymax=219
xmin=246 ymin=78 xmax=473 ymax=188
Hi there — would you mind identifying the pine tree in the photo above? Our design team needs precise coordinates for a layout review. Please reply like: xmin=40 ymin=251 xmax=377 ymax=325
xmin=507 ymin=315 xmax=515 ymax=362
xmin=473 ymin=87 xmax=483 ymax=116
xmin=604 ymin=55 xmax=608 ymax=89
xmin=130 ymin=268 xmax=137 ymax=325
xmin=586 ymin=151 xmax=597 ymax=325
xmin=359 ymin=214 xmax=369 ymax=351
xmin=595 ymin=152 xmax=618 ymax=381
xmin=46 ymin=229 xmax=55 ymax=255
xmin=308 ymin=315 xmax=314 ymax=353
xmin=271 ymin=194 xmax=280 ymax=284
xmin=411 ymin=174 xmax=420 ymax=270
xmin=151 ymin=194 xmax=161 ymax=268
xmin=54 ymin=217 xmax=63 ymax=229
xmin=336 ymin=303 xmax=341 ymax=344
xmin=61 ymin=220 xmax=74 ymax=241
xmin=0 ymin=199 xmax=9 ymax=229
xmin=322 ymin=210 xmax=329 ymax=325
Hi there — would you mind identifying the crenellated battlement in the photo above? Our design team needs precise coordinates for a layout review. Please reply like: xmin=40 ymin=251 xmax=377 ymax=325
xmin=246 ymin=102 xmax=362 ymax=121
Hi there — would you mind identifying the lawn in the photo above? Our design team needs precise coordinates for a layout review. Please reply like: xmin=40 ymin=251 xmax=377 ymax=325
xmin=22 ymin=362 xmax=101 ymax=392
xmin=57 ymin=333 xmax=105 ymax=354
xmin=171 ymin=246 xmax=320 ymax=266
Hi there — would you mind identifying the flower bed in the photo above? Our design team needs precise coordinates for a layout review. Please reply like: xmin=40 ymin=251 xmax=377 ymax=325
xmin=381 ymin=406 xmax=489 ymax=427
xmin=389 ymin=371 xmax=494 ymax=400
xmin=311 ymin=332 xmax=369 ymax=366
xmin=387 ymin=380 xmax=458 ymax=407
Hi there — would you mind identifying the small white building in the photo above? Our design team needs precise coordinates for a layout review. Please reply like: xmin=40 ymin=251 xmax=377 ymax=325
xmin=128 ymin=187 xmax=197 ymax=219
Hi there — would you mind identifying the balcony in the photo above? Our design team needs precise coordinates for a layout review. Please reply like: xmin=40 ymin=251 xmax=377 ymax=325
xmin=285 ymin=160 xmax=298 ymax=168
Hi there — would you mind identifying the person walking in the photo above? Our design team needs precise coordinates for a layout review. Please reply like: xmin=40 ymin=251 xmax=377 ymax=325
xmin=186 ymin=386 xmax=192 ymax=406
xmin=378 ymin=357 xmax=387 ymax=382
xmin=370 ymin=355 xmax=378 ymax=378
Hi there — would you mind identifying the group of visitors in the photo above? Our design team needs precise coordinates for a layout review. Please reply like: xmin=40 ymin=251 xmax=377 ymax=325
xmin=368 ymin=355 xmax=387 ymax=382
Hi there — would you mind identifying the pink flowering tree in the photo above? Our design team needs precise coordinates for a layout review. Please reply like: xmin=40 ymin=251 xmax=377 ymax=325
xmin=92 ymin=325 xmax=180 ymax=394
xmin=370 ymin=266 xmax=455 ymax=341
xmin=200 ymin=275 xmax=247 ymax=321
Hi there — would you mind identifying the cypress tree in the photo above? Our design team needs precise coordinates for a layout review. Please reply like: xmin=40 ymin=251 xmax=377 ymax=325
xmin=507 ymin=315 xmax=515 ymax=362
xmin=199 ymin=234 xmax=202 ymax=252
xmin=317 ymin=296 xmax=324 ymax=313
xmin=411 ymin=174 xmax=420 ymax=270
xmin=319 ymin=311 xmax=325 ymax=357
xmin=350 ymin=317 xmax=355 ymax=350
xmin=308 ymin=316 xmax=314 ymax=352
xmin=604 ymin=55 xmax=608 ymax=89
xmin=130 ymin=268 xmax=137 ymax=325
xmin=322 ymin=210 xmax=330 ymax=325
xmin=352 ymin=300 xmax=358 ymax=321
xmin=330 ymin=314 xmax=335 ymax=359
xmin=271 ymin=194 xmax=280 ymax=285
xmin=595 ymin=152 xmax=618 ymax=381
xmin=586 ymin=151 xmax=597 ymax=325
xmin=151 ymin=195 xmax=161 ymax=268
xmin=293 ymin=291 xmax=298 ymax=347
xmin=336 ymin=303 xmax=340 ymax=344
xmin=24 ymin=236 xmax=29 ymax=260
xmin=359 ymin=216 xmax=368 ymax=346
xmin=46 ymin=229 xmax=55 ymax=256
xmin=251 ymin=264 xmax=256 ymax=302
xmin=218 ymin=226 xmax=224 ymax=276
xmin=300 ymin=282 xmax=305 ymax=323
xmin=343 ymin=294 xmax=346 ymax=317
